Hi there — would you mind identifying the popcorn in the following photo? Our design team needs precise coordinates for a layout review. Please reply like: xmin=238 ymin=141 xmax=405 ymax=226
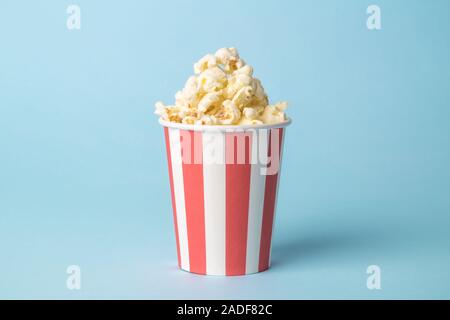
xmin=260 ymin=102 xmax=288 ymax=124
xmin=182 ymin=116 xmax=198 ymax=125
xmin=214 ymin=47 xmax=238 ymax=66
xmin=238 ymin=118 xmax=264 ymax=125
xmin=251 ymin=79 xmax=268 ymax=104
xmin=232 ymin=86 xmax=253 ymax=109
xmin=233 ymin=64 xmax=253 ymax=76
xmin=194 ymin=54 xmax=217 ymax=74
xmin=215 ymin=100 xmax=241 ymax=125
xmin=197 ymin=92 xmax=222 ymax=113
xmin=155 ymin=101 xmax=167 ymax=117
xmin=155 ymin=47 xmax=288 ymax=125
xmin=224 ymin=74 xmax=252 ymax=99
xmin=175 ymin=76 xmax=199 ymax=108
xmin=196 ymin=115 xmax=218 ymax=125
xmin=198 ymin=66 xmax=227 ymax=92
xmin=243 ymin=107 xmax=258 ymax=120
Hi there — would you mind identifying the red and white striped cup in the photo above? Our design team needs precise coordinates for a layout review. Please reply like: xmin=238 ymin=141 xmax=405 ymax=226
xmin=160 ymin=118 xmax=291 ymax=275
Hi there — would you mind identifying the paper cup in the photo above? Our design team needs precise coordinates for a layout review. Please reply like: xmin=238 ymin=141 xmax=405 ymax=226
xmin=160 ymin=118 xmax=291 ymax=276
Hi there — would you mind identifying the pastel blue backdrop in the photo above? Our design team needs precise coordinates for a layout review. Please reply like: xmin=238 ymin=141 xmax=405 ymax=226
xmin=1 ymin=0 xmax=449 ymax=299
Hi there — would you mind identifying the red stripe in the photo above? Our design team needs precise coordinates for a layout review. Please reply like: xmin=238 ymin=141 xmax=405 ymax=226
xmin=259 ymin=128 xmax=284 ymax=272
xmin=225 ymin=131 xmax=252 ymax=276
xmin=164 ymin=127 xmax=181 ymax=267
xmin=181 ymin=130 xmax=206 ymax=274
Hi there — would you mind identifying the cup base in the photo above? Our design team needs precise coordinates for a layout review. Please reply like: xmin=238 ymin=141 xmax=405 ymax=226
xmin=178 ymin=266 xmax=270 ymax=276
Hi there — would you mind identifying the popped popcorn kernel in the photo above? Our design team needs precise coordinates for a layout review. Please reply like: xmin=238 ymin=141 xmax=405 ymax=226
xmin=155 ymin=48 xmax=288 ymax=125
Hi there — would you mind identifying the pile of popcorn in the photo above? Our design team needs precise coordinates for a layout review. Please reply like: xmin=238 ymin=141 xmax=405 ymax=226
xmin=155 ymin=47 xmax=288 ymax=125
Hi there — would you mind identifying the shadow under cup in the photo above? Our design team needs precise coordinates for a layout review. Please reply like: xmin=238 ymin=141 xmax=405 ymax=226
xmin=160 ymin=118 xmax=291 ymax=276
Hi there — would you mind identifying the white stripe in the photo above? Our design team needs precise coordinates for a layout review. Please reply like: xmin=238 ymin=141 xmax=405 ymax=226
xmin=168 ymin=128 xmax=190 ymax=271
xmin=268 ymin=128 xmax=285 ymax=267
xmin=245 ymin=129 xmax=269 ymax=274
xmin=202 ymin=131 xmax=226 ymax=275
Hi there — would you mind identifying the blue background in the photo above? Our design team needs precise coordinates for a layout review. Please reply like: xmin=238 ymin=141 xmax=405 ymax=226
xmin=1 ymin=0 xmax=449 ymax=299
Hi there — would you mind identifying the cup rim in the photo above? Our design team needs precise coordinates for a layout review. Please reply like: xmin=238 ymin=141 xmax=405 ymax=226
xmin=158 ymin=117 xmax=292 ymax=131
